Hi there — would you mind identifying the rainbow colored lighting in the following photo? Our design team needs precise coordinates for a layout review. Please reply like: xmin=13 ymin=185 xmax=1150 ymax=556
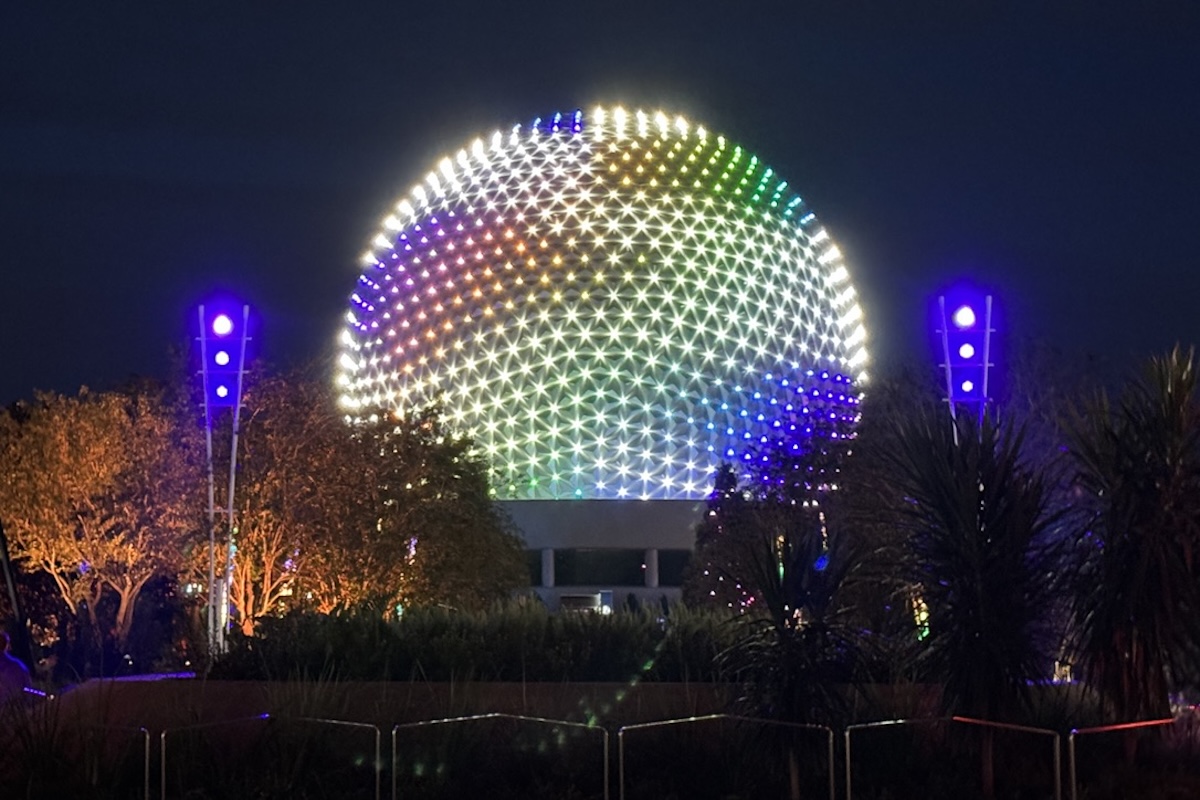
xmin=337 ymin=107 xmax=869 ymax=500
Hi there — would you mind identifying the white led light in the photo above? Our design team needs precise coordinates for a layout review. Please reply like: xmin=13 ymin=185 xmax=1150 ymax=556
xmin=337 ymin=108 xmax=869 ymax=500
xmin=211 ymin=314 xmax=233 ymax=336
xmin=953 ymin=305 xmax=977 ymax=329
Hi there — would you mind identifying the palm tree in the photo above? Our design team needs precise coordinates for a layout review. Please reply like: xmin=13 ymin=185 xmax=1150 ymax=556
xmin=1065 ymin=346 xmax=1200 ymax=721
xmin=713 ymin=422 xmax=867 ymax=799
xmin=716 ymin=486 xmax=869 ymax=800
xmin=882 ymin=406 xmax=1063 ymax=798
xmin=884 ymin=408 xmax=1061 ymax=720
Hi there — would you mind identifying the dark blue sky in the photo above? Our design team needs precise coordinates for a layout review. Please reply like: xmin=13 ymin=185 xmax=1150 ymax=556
xmin=3 ymin=2 xmax=1199 ymax=404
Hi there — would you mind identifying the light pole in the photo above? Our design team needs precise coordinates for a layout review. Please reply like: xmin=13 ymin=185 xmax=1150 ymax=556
xmin=935 ymin=287 xmax=997 ymax=435
xmin=197 ymin=302 xmax=252 ymax=657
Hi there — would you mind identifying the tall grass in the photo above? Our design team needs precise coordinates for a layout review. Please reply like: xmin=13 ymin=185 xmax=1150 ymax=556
xmin=0 ymin=693 xmax=149 ymax=799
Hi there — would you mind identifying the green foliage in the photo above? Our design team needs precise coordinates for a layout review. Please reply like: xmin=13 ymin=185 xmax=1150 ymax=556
xmin=297 ymin=402 xmax=529 ymax=615
xmin=213 ymin=602 xmax=738 ymax=683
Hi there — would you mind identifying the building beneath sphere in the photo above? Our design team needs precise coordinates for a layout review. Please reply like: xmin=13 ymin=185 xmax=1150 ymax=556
xmin=336 ymin=107 xmax=868 ymax=609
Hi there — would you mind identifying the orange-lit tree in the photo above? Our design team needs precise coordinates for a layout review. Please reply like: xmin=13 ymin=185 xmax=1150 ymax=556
xmin=0 ymin=387 xmax=204 ymax=649
xmin=301 ymin=404 xmax=528 ymax=615
xmin=215 ymin=368 xmax=527 ymax=628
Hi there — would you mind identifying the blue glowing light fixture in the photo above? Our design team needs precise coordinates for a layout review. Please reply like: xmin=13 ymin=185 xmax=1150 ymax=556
xmin=935 ymin=287 xmax=996 ymax=422
xmin=198 ymin=303 xmax=252 ymax=409
xmin=195 ymin=298 xmax=255 ymax=654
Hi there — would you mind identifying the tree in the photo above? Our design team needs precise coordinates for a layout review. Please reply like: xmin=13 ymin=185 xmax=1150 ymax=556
xmin=0 ymin=388 xmax=204 ymax=650
xmin=301 ymin=405 xmax=529 ymax=614
xmin=710 ymin=419 xmax=866 ymax=800
xmin=214 ymin=368 xmax=358 ymax=635
xmin=682 ymin=463 xmax=754 ymax=610
xmin=881 ymin=407 xmax=1061 ymax=722
xmin=1065 ymin=346 xmax=1200 ymax=720
xmin=878 ymin=407 xmax=1063 ymax=799
xmin=210 ymin=367 xmax=528 ymax=631
xmin=829 ymin=366 xmax=945 ymax=670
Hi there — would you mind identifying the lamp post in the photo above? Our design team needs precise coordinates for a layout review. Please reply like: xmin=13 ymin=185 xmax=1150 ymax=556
xmin=935 ymin=288 xmax=997 ymax=435
xmin=197 ymin=302 xmax=252 ymax=657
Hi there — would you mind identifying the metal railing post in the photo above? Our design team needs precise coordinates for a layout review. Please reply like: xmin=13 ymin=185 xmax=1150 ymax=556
xmin=603 ymin=725 xmax=611 ymax=800
xmin=77 ymin=722 xmax=152 ymax=800
xmin=826 ymin=727 xmax=835 ymax=800
xmin=1068 ymin=731 xmax=1076 ymax=800
xmin=617 ymin=727 xmax=626 ymax=800
xmin=1054 ymin=728 xmax=1062 ymax=800
xmin=843 ymin=728 xmax=853 ymax=800
xmin=140 ymin=726 xmax=150 ymax=800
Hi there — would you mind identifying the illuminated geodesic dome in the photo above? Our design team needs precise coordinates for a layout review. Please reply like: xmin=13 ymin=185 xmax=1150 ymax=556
xmin=337 ymin=107 xmax=868 ymax=500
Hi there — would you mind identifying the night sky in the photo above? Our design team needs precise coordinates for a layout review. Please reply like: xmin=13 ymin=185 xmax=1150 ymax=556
xmin=3 ymin=2 xmax=1199 ymax=406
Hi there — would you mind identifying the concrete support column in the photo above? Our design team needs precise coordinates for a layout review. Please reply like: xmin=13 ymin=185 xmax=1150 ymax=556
xmin=644 ymin=548 xmax=660 ymax=589
xmin=541 ymin=548 xmax=555 ymax=588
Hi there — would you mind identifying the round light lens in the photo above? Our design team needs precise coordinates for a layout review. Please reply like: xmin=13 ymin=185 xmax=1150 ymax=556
xmin=952 ymin=305 xmax=976 ymax=329
xmin=215 ymin=385 xmax=230 ymax=398
xmin=212 ymin=314 xmax=234 ymax=336
xmin=214 ymin=350 xmax=231 ymax=367
xmin=958 ymin=343 xmax=976 ymax=359
xmin=961 ymin=380 xmax=975 ymax=393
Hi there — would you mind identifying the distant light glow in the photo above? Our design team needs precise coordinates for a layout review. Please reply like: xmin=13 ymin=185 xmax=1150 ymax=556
xmin=215 ymin=384 xmax=230 ymax=399
xmin=961 ymin=380 xmax=975 ymax=393
xmin=212 ymin=314 xmax=234 ymax=336
xmin=337 ymin=107 xmax=868 ymax=499
xmin=952 ymin=305 xmax=976 ymax=329
xmin=214 ymin=350 xmax=231 ymax=367
xmin=958 ymin=343 xmax=975 ymax=360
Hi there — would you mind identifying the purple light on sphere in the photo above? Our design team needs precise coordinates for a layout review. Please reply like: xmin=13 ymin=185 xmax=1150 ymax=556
xmin=211 ymin=314 xmax=234 ymax=336
xmin=336 ymin=107 xmax=870 ymax=500
xmin=952 ymin=305 xmax=977 ymax=329
xmin=214 ymin=350 xmax=231 ymax=367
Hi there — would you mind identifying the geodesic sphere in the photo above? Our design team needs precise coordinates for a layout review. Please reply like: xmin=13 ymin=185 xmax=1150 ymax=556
xmin=337 ymin=107 xmax=868 ymax=500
